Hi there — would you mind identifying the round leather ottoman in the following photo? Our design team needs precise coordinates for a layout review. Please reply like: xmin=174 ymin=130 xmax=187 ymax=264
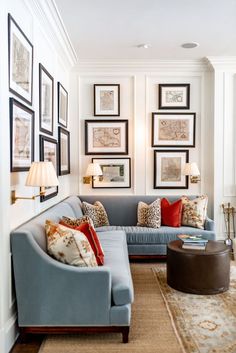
xmin=167 ymin=240 xmax=230 ymax=294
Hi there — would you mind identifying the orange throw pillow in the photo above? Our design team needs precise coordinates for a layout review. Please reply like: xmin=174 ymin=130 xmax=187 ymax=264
xmin=76 ymin=223 xmax=104 ymax=266
xmin=161 ymin=198 xmax=182 ymax=227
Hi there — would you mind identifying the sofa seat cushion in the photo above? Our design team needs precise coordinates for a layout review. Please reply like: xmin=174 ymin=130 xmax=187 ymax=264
xmin=98 ymin=230 xmax=134 ymax=306
xmin=96 ymin=226 xmax=215 ymax=244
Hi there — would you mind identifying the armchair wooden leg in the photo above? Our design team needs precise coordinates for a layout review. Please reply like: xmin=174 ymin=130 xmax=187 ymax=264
xmin=122 ymin=327 xmax=129 ymax=343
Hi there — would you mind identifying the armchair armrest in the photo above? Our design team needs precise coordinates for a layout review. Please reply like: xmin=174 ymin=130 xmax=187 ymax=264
xmin=204 ymin=216 xmax=215 ymax=232
xmin=11 ymin=231 xmax=112 ymax=326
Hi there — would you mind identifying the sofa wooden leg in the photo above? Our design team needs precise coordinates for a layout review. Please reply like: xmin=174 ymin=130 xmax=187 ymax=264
xmin=122 ymin=327 xmax=129 ymax=343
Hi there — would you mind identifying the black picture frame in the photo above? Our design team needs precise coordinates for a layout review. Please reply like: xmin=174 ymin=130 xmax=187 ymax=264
xmin=152 ymin=112 xmax=196 ymax=147
xmin=58 ymin=127 xmax=70 ymax=175
xmin=39 ymin=135 xmax=58 ymax=202
xmin=158 ymin=84 xmax=190 ymax=110
xmin=154 ymin=149 xmax=189 ymax=189
xmin=94 ymin=84 xmax=120 ymax=116
xmin=39 ymin=64 xmax=54 ymax=135
xmin=85 ymin=119 xmax=128 ymax=155
xmin=8 ymin=13 xmax=34 ymax=105
xmin=10 ymin=98 xmax=34 ymax=172
xmin=92 ymin=157 xmax=131 ymax=188
xmin=58 ymin=82 xmax=68 ymax=128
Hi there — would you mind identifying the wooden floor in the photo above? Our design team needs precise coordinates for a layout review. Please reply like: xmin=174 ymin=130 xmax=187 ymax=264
xmin=10 ymin=335 xmax=44 ymax=353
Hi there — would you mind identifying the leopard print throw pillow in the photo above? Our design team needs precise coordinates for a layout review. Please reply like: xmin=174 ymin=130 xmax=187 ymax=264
xmin=61 ymin=215 xmax=94 ymax=229
xmin=82 ymin=201 xmax=110 ymax=228
xmin=137 ymin=198 xmax=161 ymax=228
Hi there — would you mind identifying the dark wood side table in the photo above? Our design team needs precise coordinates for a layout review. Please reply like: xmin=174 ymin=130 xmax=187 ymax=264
xmin=167 ymin=240 xmax=230 ymax=294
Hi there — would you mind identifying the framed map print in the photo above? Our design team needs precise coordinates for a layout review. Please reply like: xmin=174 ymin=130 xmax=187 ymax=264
xmin=158 ymin=84 xmax=190 ymax=109
xmin=58 ymin=82 xmax=68 ymax=127
xmin=39 ymin=64 xmax=54 ymax=135
xmin=10 ymin=98 xmax=34 ymax=172
xmin=94 ymin=84 xmax=120 ymax=116
xmin=154 ymin=150 xmax=189 ymax=189
xmin=92 ymin=158 xmax=131 ymax=188
xmin=8 ymin=14 xmax=33 ymax=105
xmin=58 ymin=127 xmax=70 ymax=175
xmin=85 ymin=120 xmax=128 ymax=155
xmin=40 ymin=135 xmax=58 ymax=201
xmin=152 ymin=112 xmax=196 ymax=147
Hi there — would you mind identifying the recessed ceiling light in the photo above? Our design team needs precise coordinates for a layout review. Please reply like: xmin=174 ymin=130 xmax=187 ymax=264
xmin=181 ymin=42 xmax=199 ymax=49
xmin=137 ymin=44 xmax=151 ymax=49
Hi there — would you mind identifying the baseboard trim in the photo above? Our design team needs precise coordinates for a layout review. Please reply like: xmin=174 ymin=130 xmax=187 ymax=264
xmin=4 ymin=313 xmax=18 ymax=353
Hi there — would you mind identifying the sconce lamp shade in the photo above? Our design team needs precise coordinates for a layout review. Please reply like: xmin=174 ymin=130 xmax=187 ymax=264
xmin=183 ymin=162 xmax=200 ymax=176
xmin=25 ymin=162 xmax=59 ymax=187
xmin=85 ymin=163 xmax=103 ymax=177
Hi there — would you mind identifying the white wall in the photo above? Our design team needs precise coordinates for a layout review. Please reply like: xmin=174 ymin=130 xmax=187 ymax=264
xmin=76 ymin=62 xmax=214 ymax=216
xmin=0 ymin=1 xmax=78 ymax=352
xmin=207 ymin=57 xmax=236 ymax=239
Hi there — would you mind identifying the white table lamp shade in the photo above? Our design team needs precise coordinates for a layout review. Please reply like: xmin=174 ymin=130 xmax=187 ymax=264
xmin=183 ymin=162 xmax=200 ymax=176
xmin=25 ymin=162 xmax=59 ymax=187
xmin=86 ymin=163 xmax=103 ymax=176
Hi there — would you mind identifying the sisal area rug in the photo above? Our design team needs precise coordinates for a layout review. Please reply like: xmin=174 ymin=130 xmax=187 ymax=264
xmin=39 ymin=264 xmax=183 ymax=353
xmin=39 ymin=263 xmax=236 ymax=353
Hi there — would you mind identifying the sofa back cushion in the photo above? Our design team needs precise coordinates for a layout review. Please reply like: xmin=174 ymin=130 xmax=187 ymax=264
xmin=79 ymin=195 xmax=198 ymax=226
xmin=11 ymin=202 xmax=77 ymax=251
xmin=63 ymin=195 xmax=84 ymax=218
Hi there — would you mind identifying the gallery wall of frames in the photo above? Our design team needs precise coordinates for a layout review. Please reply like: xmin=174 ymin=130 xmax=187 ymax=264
xmin=78 ymin=71 xmax=209 ymax=200
xmin=5 ymin=4 xmax=78 ymax=232
xmin=9 ymin=13 xmax=70 ymax=197
xmin=0 ymin=2 xmax=78 ymax=353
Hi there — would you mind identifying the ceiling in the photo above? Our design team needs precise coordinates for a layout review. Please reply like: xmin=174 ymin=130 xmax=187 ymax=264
xmin=55 ymin=0 xmax=236 ymax=61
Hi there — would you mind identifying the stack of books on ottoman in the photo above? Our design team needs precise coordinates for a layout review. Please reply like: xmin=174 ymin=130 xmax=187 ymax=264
xmin=178 ymin=234 xmax=208 ymax=250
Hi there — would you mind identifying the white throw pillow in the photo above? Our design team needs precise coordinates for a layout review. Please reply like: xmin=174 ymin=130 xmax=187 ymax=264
xmin=45 ymin=220 xmax=98 ymax=267
xmin=181 ymin=195 xmax=208 ymax=229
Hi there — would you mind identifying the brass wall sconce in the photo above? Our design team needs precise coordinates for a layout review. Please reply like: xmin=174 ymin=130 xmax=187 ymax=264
xmin=83 ymin=163 xmax=103 ymax=184
xmin=11 ymin=161 xmax=59 ymax=204
xmin=183 ymin=162 xmax=200 ymax=183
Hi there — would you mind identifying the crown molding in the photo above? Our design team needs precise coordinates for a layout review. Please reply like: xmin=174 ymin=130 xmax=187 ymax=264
xmin=206 ymin=56 xmax=236 ymax=71
xmin=24 ymin=0 xmax=77 ymax=67
xmin=73 ymin=59 xmax=209 ymax=73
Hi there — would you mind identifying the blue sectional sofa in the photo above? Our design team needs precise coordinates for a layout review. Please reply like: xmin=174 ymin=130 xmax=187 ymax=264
xmin=78 ymin=195 xmax=215 ymax=257
xmin=11 ymin=194 xmax=215 ymax=342
xmin=11 ymin=196 xmax=133 ymax=343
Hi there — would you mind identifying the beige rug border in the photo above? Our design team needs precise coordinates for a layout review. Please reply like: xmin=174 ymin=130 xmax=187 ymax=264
xmin=151 ymin=267 xmax=187 ymax=353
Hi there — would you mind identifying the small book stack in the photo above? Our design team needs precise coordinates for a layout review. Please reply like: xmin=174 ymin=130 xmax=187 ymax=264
xmin=177 ymin=234 xmax=208 ymax=250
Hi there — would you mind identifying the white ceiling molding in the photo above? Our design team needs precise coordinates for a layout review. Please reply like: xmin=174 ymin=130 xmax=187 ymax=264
xmin=206 ymin=57 xmax=236 ymax=71
xmin=74 ymin=59 xmax=209 ymax=73
xmin=24 ymin=0 xmax=77 ymax=67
